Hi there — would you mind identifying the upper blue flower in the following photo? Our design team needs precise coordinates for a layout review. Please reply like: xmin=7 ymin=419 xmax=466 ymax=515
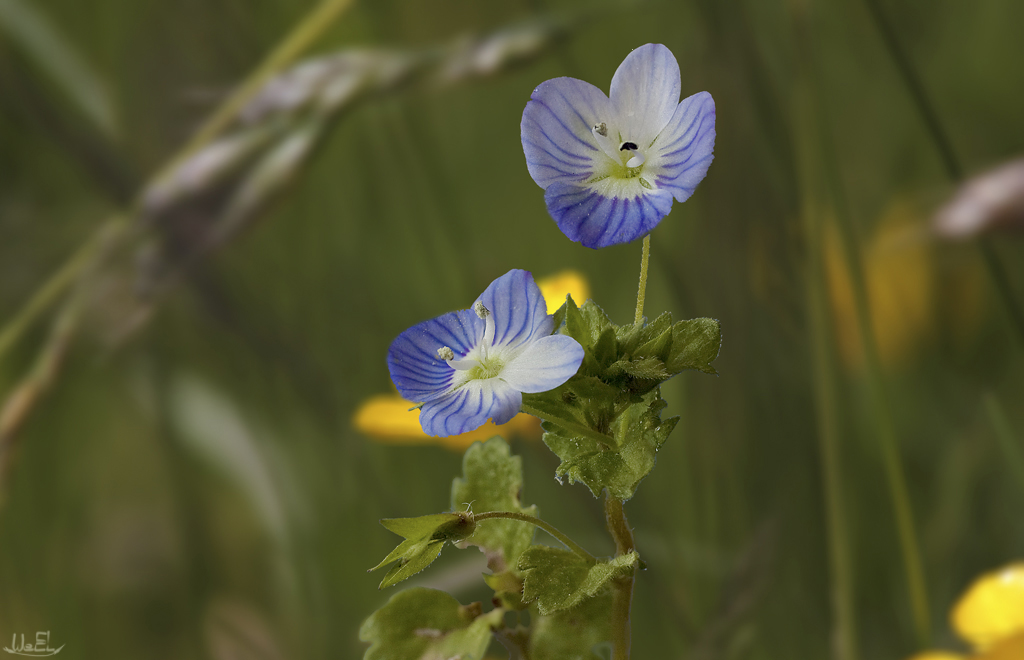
xmin=387 ymin=270 xmax=585 ymax=437
xmin=521 ymin=43 xmax=716 ymax=249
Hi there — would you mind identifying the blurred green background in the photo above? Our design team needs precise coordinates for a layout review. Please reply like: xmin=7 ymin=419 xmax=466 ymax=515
xmin=2 ymin=0 xmax=1023 ymax=658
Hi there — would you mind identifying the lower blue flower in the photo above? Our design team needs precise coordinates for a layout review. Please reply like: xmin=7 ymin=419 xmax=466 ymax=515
xmin=387 ymin=270 xmax=585 ymax=437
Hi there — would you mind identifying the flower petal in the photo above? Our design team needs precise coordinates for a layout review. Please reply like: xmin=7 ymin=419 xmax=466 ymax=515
xmin=521 ymin=77 xmax=614 ymax=188
xmin=419 ymin=379 xmax=522 ymax=436
xmin=387 ymin=309 xmax=483 ymax=403
xmin=649 ymin=91 xmax=716 ymax=203
xmin=477 ymin=269 xmax=553 ymax=350
xmin=609 ymin=44 xmax=681 ymax=147
xmin=500 ymin=334 xmax=584 ymax=393
xmin=544 ymin=182 xmax=675 ymax=249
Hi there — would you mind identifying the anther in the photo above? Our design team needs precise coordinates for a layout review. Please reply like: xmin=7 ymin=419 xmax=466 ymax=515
xmin=437 ymin=346 xmax=455 ymax=360
xmin=592 ymin=122 xmax=608 ymax=137
xmin=620 ymin=141 xmax=639 ymax=151
xmin=473 ymin=301 xmax=490 ymax=319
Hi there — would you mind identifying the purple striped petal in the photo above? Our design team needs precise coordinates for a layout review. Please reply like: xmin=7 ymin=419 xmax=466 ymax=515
xmin=544 ymin=182 xmax=675 ymax=249
xmin=418 ymin=379 xmax=522 ymax=436
xmin=650 ymin=91 xmax=716 ymax=203
xmin=387 ymin=309 xmax=483 ymax=403
xmin=610 ymin=44 xmax=681 ymax=147
xmin=500 ymin=334 xmax=584 ymax=393
xmin=521 ymin=77 xmax=614 ymax=189
xmin=477 ymin=269 xmax=553 ymax=350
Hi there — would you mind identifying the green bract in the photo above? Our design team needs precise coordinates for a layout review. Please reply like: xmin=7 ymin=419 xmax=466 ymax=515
xmin=525 ymin=294 xmax=722 ymax=500
xmin=368 ymin=512 xmax=476 ymax=589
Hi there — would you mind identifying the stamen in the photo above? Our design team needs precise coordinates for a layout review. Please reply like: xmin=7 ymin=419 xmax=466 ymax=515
xmin=473 ymin=300 xmax=495 ymax=354
xmin=447 ymin=357 xmax=479 ymax=371
xmin=592 ymin=122 xmax=622 ymax=163
xmin=437 ymin=346 xmax=455 ymax=360
xmin=620 ymin=142 xmax=638 ymax=151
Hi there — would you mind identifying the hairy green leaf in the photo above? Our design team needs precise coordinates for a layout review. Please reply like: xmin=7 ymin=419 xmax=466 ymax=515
xmin=359 ymin=588 xmax=502 ymax=660
xmin=370 ymin=512 xmax=475 ymax=588
xmin=615 ymin=311 xmax=672 ymax=355
xmin=666 ymin=318 xmax=722 ymax=375
xmin=519 ymin=546 xmax=638 ymax=614
xmin=530 ymin=594 xmax=614 ymax=660
xmin=450 ymin=437 xmax=537 ymax=572
xmin=543 ymin=390 xmax=679 ymax=500
xmin=606 ymin=356 xmax=670 ymax=381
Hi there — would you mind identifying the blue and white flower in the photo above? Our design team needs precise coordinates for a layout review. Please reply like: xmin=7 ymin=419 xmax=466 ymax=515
xmin=521 ymin=43 xmax=716 ymax=249
xmin=387 ymin=270 xmax=585 ymax=437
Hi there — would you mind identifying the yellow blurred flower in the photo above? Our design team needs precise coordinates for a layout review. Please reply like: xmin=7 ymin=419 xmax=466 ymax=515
xmin=353 ymin=393 xmax=540 ymax=450
xmin=910 ymin=563 xmax=1024 ymax=660
xmin=536 ymin=270 xmax=590 ymax=314
xmin=825 ymin=200 xmax=933 ymax=370
xmin=354 ymin=270 xmax=588 ymax=451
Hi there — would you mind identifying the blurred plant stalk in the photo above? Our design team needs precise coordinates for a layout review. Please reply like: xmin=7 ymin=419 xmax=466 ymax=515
xmin=0 ymin=0 xmax=362 ymax=496
xmin=794 ymin=0 xmax=934 ymax=652
xmin=791 ymin=37 xmax=859 ymax=660
xmin=0 ymin=7 xmax=577 ymax=500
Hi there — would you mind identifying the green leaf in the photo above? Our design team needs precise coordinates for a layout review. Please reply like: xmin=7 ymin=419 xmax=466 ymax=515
xmin=551 ymin=299 xmax=568 ymax=333
xmin=615 ymin=311 xmax=672 ymax=355
xmin=521 ymin=386 xmax=616 ymax=448
xmin=606 ymin=356 xmax=670 ymax=381
xmin=591 ymin=326 xmax=619 ymax=370
xmin=579 ymin=301 xmax=614 ymax=341
xmin=567 ymin=376 xmax=620 ymax=404
xmin=450 ymin=437 xmax=537 ymax=572
xmin=519 ymin=546 xmax=638 ymax=615
xmin=632 ymin=315 xmax=675 ymax=362
xmin=530 ymin=594 xmax=614 ymax=660
xmin=543 ymin=390 xmax=679 ymax=500
xmin=370 ymin=512 xmax=475 ymax=588
xmin=665 ymin=318 xmax=722 ymax=375
xmin=359 ymin=588 xmax=502 ymax=660
xmin=562 ymin=295 xmax=591 ymax=348
xmin=562 ymin=296 xmax=615 ymax=352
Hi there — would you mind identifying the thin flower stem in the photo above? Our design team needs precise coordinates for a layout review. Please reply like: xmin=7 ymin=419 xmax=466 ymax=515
xmin=519 ymin=403 xmax=616 ymax=448
xmin=604 ymin=494 xmax=636 ymax=660
xmin=861 ymin=0 xmax=1024 ymax=348
xmin=474 ymin=511 xmax=596 ymax=563
xmin=634 ymin=234 xmax=651 ymax=325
